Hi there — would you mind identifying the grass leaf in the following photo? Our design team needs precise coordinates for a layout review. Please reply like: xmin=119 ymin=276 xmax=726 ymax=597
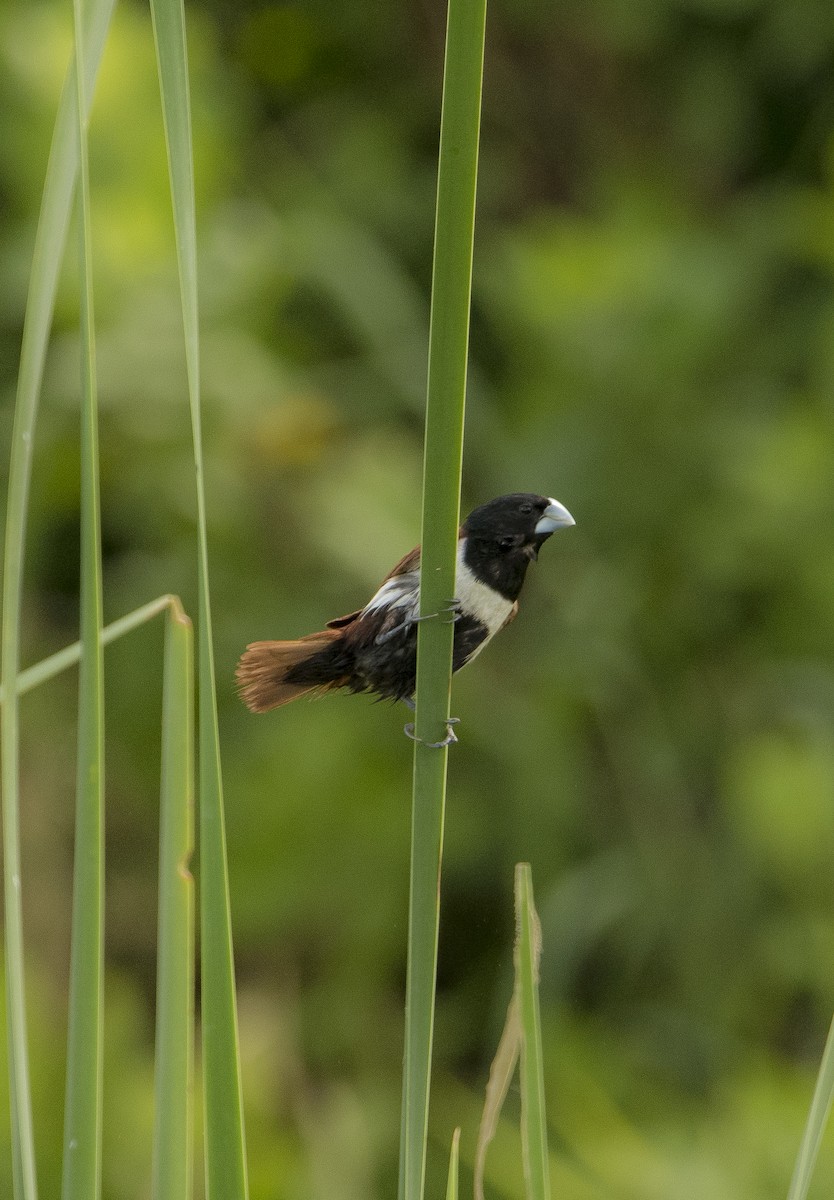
xmin=148 ymin=0 xmax=249 ymax=1193
xmin=153 ymin=601 xmax=195 ymax=1200
xmin=399 ymin=1 xmax=486 ymax=1199
xmin=445 ymin=1127 xmax=461 ymax=1200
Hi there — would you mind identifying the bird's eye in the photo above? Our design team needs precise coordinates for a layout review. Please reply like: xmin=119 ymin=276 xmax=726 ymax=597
xmin=519 ymin=502 xmax=533 ymax=515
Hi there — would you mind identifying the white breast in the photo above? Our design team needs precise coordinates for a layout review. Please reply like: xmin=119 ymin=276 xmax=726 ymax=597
xmin=454 ymin=541 xmax=514 ymax=638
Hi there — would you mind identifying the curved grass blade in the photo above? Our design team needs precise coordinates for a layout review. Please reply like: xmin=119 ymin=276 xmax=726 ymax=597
xmin=148 ymin=0 xmax=248 ymax=1194
xmin=1 ymin=590 xmax=194 ymax=1194
xmin=60 ymin=0 xmax=106 ymax=1191
xmin=474 ymin=996 xmax=521 ymax=1200
xmin=1 ymin=1 xmax=115 ymax=1195
xmin=475 ymin=865 xmax=548 ymax=1200
xmin=399 ymin=0 xmax=486 ymax=1199
xmin=1 ymin=597 xmax=179 ymax=702
xmin=514 ymin=864 xmax=549 ymax=1200
xmin=787 ymin=1013 xmax=834 ymax=1200
xmin=153 ymin=601 xmax=195 ymax=1200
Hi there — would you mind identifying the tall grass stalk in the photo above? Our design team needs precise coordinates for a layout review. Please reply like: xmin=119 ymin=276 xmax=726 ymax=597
xmin=399 ymin=0 xmax=486 ymax=1198
xmin=60 ymin=0 xmax=106 ymax=1189
xmin=152 ymin=601 xmax=195 ymax=1200
xmin=149 ymin=0 xmax=249 ymax=1192
xmin=1 ymin=1 xmax=114 ymax=1195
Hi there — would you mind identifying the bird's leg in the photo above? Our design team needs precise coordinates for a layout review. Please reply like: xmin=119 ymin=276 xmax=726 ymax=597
xmin=375 ymin=610 xmax=437 ymax=646
xmin=374 ymin=600 xmax=461 ymax=647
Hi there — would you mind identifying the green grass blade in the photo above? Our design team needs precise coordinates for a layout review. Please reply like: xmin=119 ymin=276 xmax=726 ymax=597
xmin=514 ymin=865 xmax=550 ymax=1200
xmin=153 ymin=601 xmax=195 ymax=1200
xmin=60 ymin=0 xmax=105 ymax=1194
xmin=786 ymin=1013 xmax=834 ymax=1200
xmin=1 ymin=3 xmax=114 ymax=1196
xmin=148 ymin=0 xmax=248 ymax=1195
xmin=445 ymin=1128 xmax=461 ymax=1200
xmin=399 ymin=1 xmax=486 ymax=1199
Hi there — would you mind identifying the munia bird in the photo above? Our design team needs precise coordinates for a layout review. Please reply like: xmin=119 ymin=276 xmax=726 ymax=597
xmin=236 ymin=494 xmax=575 ymax=730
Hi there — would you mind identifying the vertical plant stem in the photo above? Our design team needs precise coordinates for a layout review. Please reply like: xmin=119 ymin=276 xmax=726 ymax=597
xmin=399 ymin=1 xmax=486 ymax=1199
xmin=515 ymin=865 xmax=549 ymax=1200
xmin=152 ymin=601 xmax=195 ymax=1200
xmin=0 ymin=2 xmax=114 ymax=1195
xmin=61 ymin=0 xmax=105 ymax=1192
xmin=149 ymin=0 xmax=248 ymax=1194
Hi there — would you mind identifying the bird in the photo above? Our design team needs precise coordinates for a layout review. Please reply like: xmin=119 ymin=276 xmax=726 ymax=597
xmin=236 ymin=493 xmax=575 ymax=741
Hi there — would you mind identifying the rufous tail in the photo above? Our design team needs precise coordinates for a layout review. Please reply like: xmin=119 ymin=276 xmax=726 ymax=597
xmin=236 ymin=629 xmax=345 ymax=713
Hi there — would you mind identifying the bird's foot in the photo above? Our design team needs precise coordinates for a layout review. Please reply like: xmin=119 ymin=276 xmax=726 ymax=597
xmin=374 ymin=610 xmax=436 ymax=646
xmin=375 ymin=602 xmax=461 ymax=646
xmin=404 ymin=716 xmax=460 ymax=749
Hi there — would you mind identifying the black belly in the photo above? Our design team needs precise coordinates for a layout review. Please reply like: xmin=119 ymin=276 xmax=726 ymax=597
xmin=350 ymin=612 xmax=489 ymax=702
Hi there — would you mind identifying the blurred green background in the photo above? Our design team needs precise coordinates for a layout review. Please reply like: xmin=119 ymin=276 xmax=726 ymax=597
xmin=3 ymin=0 xmax=834 ymax=1196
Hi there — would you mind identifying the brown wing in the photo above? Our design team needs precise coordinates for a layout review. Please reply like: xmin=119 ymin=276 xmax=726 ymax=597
xmin=383 ymin=544 xmax=421 ymax=579
xmin=326 ymin=609 xmax=362 ymax=630
xmin=326 ymin=544 xmax=422 ymax=629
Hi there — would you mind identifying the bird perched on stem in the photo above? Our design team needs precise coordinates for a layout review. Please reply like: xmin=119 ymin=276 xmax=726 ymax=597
xmin=237 ymin=493 xmax=575 ymax=740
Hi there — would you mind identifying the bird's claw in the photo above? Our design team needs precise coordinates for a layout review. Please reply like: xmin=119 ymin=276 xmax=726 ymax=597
xmin=375 ymin=609 xmax=438 ymax=646
xmin=404 ymin=716 xmax=460 ymax=748
xmin=375 ymin=601 xmax=461 ymax=646
xmin=442 ymin=601 xmax=463 ymax=624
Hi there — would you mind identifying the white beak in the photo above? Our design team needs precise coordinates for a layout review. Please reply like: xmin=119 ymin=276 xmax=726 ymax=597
xmin=534 ymin=498 xmax=576 ymax=535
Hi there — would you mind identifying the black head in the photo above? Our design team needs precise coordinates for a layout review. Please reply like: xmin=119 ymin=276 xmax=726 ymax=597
xmin=461 ymin=493 xmax=575 ymax=600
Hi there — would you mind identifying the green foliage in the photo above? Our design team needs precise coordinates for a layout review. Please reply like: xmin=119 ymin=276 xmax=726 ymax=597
xmin=3 ymin=0 xmax=834 ymax=1197
xmin=2 ymin=0 xmax=116 ymax=1193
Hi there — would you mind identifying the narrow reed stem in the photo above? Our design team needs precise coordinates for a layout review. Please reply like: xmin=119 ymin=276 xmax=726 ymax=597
xmin=399 ymin=1 xmax=487 ymax=1199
